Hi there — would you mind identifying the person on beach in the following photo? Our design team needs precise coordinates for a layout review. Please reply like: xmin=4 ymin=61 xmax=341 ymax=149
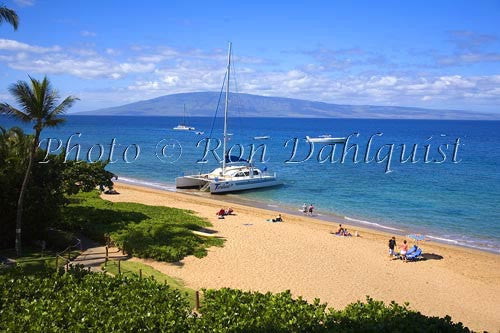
xmin=302 ymin=203 xmax=307 ymax=214
xmin=216 ymin=208 xmax=225 ymax=219
xmin=400 ymin=240 xmax=408 ymax=262
xmin=336 ymin=224 xmax=344 ymax=235
xmin=388 ymin=236 xmax=396 ymax=258
xmin=308 ymin=204 xmax=314 ymax=216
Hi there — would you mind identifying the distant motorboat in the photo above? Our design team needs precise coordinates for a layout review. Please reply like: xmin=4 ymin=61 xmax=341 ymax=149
xmin=306 ymin=135 xmax=346 ymax=143
xmin=254 ymin=135 xmax=270 ymax=140
xmin=173 ymin=104 xmax=196 ymax=131
xmin=174 ymin=125 xmax=195 ymax=131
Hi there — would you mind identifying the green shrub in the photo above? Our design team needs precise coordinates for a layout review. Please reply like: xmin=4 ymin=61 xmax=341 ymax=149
xmin=59 ymin=191 xmax=223 ymax=262
xmin=195 ymin=288 xmax=330 ymax=332
xmin=330 ymin=296 xmax=471 ymax=332
xmin=0 ymin=268 xmax=472 ymax=332
xmin=0 ymin=266 xmax=192 ymax=332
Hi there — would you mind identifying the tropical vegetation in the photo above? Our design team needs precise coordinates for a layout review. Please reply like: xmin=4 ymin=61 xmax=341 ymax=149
xmin=0 ymin=126 xmax=114 ymax=250
xmin=59 ymin=191 xmax=224 ymax=262
xmin=0 ymin=76 xmax=78 ymax=255
xmin=0 ymin=267 xmax=472 ymax=332
xmin=0 ymin=5 xmax=18 ymax=30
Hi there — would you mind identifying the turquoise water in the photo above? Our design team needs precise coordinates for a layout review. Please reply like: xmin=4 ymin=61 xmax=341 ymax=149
xmin=2 ymin=116 xmax=499 ymax=253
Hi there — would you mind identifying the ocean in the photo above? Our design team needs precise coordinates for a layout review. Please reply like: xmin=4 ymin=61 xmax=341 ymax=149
xmin=1 ymin=115 xmax=499 ymax=253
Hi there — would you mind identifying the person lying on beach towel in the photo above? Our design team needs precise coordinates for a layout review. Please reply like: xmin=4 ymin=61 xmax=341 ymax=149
xmin=225 ymin=208 xmax=234 ymax=215
xmin=266 ymin=214 xmax=283 ymax=223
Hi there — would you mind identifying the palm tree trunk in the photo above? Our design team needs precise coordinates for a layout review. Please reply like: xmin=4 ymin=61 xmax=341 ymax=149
xmin=15 ymin=131 xmax=39 ymax=257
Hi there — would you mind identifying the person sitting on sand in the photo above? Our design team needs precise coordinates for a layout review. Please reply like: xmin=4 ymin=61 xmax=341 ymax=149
xmin=336 ymin=224 xmax=344 ymax=235
xmin=343 ymin=228 xmax=352 ymax=237
xmin=388 ymin=236 xmax=396 ymax=257
xmin=273 ymin=214 xmax=283 ymax=222
xmin=400 ymin=240 xmax=408 ymax=262
xmin=225 ymin=207 xmax=234 ymax=215
xmin=216 ymin=208 xmax=225 ymax=218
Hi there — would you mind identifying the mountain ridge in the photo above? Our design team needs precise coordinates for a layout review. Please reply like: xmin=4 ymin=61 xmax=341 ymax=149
xmin=77 ymin=92 xmax=499 ymax=120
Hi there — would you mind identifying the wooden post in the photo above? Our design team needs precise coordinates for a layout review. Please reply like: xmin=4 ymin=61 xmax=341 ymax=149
xmin=195 ymin=290 xmax=200 ymax=311
xmin=105 ymin=246 xmax=109 ymax=265
xmin=122 ymin=248 xmax=125 ymax=255
xmin=139 ymin=269 xmax=142 ymax=280
xmin=118 ymin=260 xmax=121 ymax=275
xmin=55 ymin=256 xmax=59 ymax=271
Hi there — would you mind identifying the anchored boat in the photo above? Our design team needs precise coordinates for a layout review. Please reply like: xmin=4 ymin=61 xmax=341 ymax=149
xmin=173 ymin=104 xmax=195 ymax=131
xmin=175 ymin=42 xmax=281 ymax=194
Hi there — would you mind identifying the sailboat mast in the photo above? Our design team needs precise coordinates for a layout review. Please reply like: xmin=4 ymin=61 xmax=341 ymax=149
xmin=183 ymin=104 xmax=186 ymax=125
xmin=222 ymin=41 xmax=231 ymax=175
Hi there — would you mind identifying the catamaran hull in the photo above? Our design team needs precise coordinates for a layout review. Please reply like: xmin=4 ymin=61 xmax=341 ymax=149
xmin=175 ymin=176 xmax=208 ymax=189
xmin=209 ymin=178 xmax=281 ymax=193
xmin=176 ymin=176 xmax=281 ymax=193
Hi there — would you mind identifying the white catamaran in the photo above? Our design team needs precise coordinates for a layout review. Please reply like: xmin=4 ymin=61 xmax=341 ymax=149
xmin=173 ymin=104 xmax=195 ymax=131
xmin=175 ymin=42 xmax=281 ymax=194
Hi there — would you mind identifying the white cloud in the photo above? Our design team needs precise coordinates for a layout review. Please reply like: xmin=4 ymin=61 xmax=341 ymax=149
xmin=0 ymin=39 xmax=60 ymax=53
xmin=13 ymin=0 xmax=34 ymax=7
xmin=81 ymin=30 xmax=97 ymax=37
xmin=0 ymin=38 xmax=499 ymax=112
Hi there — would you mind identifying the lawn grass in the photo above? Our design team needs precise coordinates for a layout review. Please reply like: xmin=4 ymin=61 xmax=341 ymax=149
xmin=60 ymin=191 xmax=224 ymax=262
xmin=0 ymin=247 xmax=80 ymax=273
xmin=102 ymin=259 xmax=197 ymax=307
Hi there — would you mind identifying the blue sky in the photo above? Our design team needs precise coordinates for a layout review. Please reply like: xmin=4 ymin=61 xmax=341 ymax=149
xmin=0 ymin=0 xmax=499 ymax=113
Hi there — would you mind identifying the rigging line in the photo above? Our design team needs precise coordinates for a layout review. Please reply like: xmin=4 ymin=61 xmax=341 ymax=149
xmin=230 ymin=53 xmax=245 ymax=142
xmin=198 ymin=70 xmax=227 ymax=174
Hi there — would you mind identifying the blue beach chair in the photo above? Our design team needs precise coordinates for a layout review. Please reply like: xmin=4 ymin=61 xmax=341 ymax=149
xmin=406 ymin=245 xmax=418 ymax=256
xmin=406 ymin=248 xmax=423 ymax=261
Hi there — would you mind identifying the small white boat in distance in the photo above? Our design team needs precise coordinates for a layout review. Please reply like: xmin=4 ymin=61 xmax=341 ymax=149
xmin=306 ymin=135 xmax=346 ymax=143
xmin=176 ymin=42 xmax=281 ymax=194
xmin=254 ymin=135 xmax=270 ymax=140
xmin=173 ymin=104 xmax=196 ymax=131
xmin=174 ymin=125 xmax=195 ymax=131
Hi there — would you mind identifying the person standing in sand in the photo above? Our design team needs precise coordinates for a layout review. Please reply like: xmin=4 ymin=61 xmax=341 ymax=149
xmin=388 ymin=236 xmax=396 ymax=258
xmin=400 ymin=239 xmax=408 ymax=262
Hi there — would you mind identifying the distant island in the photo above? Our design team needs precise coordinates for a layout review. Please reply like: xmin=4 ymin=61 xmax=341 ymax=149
xmin=77 ymin=92 xmax=499 ymax=120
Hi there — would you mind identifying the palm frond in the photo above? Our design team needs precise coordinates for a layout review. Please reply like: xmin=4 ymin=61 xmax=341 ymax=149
xmin=49 ymin=95 xmax=79 ymax=118
xmin=8 ymin=80 xmax=38 ymax=117
xmin=0 ymin=103 xmax=31 ymax=122
xmin=0 ymin=6 xmax=19 ymax=30
xmin=44 ymin=117 xmax=66 ymax=128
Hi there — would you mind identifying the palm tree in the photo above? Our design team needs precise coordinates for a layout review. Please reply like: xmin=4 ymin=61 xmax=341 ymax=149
xmin=0 ymin=5 xmax=19 ymax=30
xmin=0 ymin=77 xmax=78 ymax=256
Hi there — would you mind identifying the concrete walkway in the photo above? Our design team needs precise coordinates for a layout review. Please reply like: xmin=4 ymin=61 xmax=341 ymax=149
xmin=71 ymin=236 xmax=128 ymax=272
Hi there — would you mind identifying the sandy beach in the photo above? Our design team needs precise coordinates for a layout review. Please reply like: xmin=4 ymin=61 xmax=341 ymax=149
xmin=104 ymin=183 xmax=500 ymax=332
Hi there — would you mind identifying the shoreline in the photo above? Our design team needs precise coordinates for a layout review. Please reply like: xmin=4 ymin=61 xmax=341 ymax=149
xmin=116 ymin=177 xmax=499 ymax=255
xmin=104 ymin=182 xmax=500 ymax=331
